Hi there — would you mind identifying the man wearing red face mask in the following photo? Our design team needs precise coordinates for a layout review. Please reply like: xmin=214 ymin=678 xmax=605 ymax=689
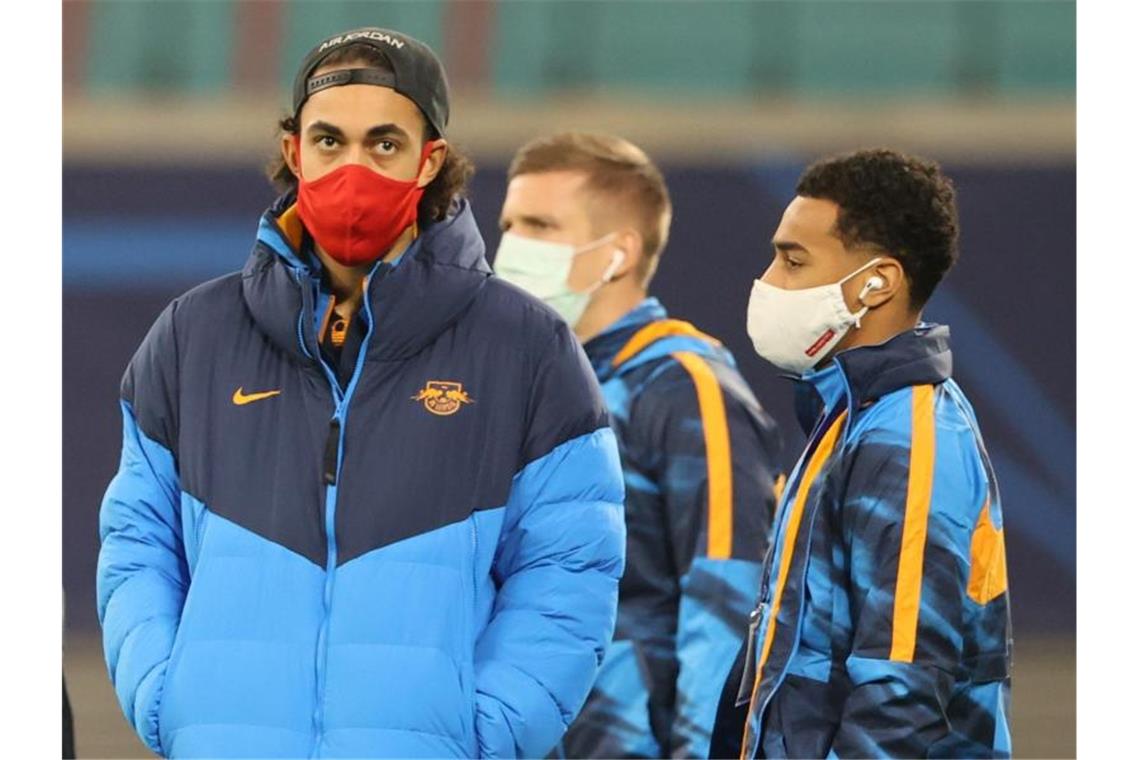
xmin=96 ymin=27 xmax=626 ymax=759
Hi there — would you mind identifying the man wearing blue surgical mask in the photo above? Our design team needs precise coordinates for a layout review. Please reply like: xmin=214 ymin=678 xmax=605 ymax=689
xmin=712 ymin=149 xmax=1012 ymax=759
xmin=495 ymin=132 xmax=784 ymax=759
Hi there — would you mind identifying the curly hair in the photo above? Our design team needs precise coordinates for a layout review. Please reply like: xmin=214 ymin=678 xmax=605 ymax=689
xmin=265 ymin=42 xmax=473 ymax=225
xmin=795 ymin=148 xmax=959 ymax=308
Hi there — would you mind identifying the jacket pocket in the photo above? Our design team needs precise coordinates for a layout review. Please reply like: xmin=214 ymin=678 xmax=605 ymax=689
xmin=157 ymin=510 xmax=215 ymax=749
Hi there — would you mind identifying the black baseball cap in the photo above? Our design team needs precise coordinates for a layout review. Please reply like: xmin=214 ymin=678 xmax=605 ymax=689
xmin=291 ymin=27 xmax=450 ymax=137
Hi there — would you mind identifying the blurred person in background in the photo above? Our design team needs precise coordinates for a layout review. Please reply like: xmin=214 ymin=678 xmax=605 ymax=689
xmin=712 ymin=149 xmax=1012 ymax=759
xmin=96 ymin=27 xmax=626 ymax=759
xmin=495 ymin=133 xmax=784 ymax=759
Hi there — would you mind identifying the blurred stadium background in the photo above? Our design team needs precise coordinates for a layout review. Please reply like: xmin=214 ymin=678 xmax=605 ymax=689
xmin=62 ymin=1 xmax=1075 ymax=757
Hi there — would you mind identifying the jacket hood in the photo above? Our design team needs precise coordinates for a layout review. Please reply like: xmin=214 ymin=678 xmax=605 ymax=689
xmin=242 ymin=193 xmax=491 ymax=364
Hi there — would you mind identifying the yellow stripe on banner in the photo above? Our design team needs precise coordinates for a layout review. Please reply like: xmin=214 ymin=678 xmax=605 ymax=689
xmin=889 ymin=384 xmax=938 ymax=663
xmin=673 ymin=351 xmax=734 ymax=560
xmin=739 ymin=410 xmax=847 ymax=758
xmin=611 ymin=319 xmax=721 ymax=369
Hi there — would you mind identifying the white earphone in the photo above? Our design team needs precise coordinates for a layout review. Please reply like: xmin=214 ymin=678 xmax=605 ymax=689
xmin=858 ymin=275 xmax=885 ymax=300
xmin=601 ymin=249 xmax=627 ymax=283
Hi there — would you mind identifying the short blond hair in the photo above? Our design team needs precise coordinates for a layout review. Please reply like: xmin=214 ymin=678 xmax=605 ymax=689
xmin=508 ymin=132 xmax=672 ymax=285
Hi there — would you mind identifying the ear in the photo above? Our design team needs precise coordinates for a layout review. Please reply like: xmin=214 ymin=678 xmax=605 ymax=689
xmin=417 ymin=139 xmax=449 ymax=188
xmin=611 ymin=228 xmax=644 ymax=280
xmin=859 ymin=257 xmax=907 ymax=308
xmin=281 ymin=133 xmax=301 ymax=179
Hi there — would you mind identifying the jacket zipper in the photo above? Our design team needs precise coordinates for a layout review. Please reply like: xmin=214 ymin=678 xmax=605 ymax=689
xmin=747 ymin=496 xmax=828 ymax=758
xmin=745 ymin=388 xmax=853 ymax=757
xmin=297 ymin=268 xmax=384 ymax=758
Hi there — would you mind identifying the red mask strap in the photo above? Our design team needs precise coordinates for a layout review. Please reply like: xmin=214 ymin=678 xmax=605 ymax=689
xmin=414 ymin=139 xmax=440 ymax=186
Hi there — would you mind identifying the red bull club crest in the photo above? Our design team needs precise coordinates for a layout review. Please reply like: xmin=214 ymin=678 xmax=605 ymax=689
xmin=411 ymin=381 xmax=475 ymax=416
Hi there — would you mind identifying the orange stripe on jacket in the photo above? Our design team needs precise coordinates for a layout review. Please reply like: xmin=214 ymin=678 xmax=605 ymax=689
xmin=967 ymin=497 xmax=1008 ymax=605
xmin=740 ymin=410 xmax=847 ymax=757
xmin=611 ymin=319 xmax=721 ymax=369
xmin=889 ymin=384 xmax=938 ymax=663
xmin=672 ymin=351 xmax=734 ymax=560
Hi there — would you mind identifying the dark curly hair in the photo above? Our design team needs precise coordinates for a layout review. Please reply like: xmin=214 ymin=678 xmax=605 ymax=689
xmin=795 ymin=148 xmax=959 ymax=308
xmin=266 ymin=42 xmax=473 ymax=225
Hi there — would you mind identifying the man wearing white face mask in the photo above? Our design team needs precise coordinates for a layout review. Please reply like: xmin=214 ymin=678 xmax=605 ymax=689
xmin=496 ymin=132 xmax=784 ymax=759
xmin=711 ymin=149 xmax=1012 ymax=759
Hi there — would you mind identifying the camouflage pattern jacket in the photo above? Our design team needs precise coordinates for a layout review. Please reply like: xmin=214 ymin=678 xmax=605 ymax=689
xmin=560 ymin=298 xmax=784 ymax=759
xmin=716 ymin=324 xmax=1012 ymax=759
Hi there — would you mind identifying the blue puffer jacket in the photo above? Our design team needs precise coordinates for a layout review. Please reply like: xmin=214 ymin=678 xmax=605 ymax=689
xmin=713 ymin=325 xmax=1012 ymax=759
xmin=96 ymin=196 xmax=627 ymax=759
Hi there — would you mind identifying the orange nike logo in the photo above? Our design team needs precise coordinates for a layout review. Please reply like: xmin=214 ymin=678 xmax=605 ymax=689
xmin=232 ymin=387 xmax=281 ymax=405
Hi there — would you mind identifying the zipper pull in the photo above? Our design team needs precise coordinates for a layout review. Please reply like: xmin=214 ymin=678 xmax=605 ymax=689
xmin=323 ymin=418 xmax=341 ymax=485
xmin=736 ymin=602 xmax=768 ymax=706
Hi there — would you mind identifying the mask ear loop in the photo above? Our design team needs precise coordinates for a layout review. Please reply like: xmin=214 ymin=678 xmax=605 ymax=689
xmin=415 ymin=139 xmax=441 ymax=184
xmin=852 ymin=275 xmax=886 ymax=328
xmin=841 ymin=256 xmax=884 ymax=329
xmin=580 ymin=248 xmax=627 ymax=298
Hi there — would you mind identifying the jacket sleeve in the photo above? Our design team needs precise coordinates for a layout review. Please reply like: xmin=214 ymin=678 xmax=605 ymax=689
xmin=474 ymin=320 xmax=626 ymax=759
xmin=96 ymin=302 xmax=188 ymax=756
xmin=827 ymin=390 xmax=981 ymax=758
xmin=637 ymin=356 xmax=781 ymax=758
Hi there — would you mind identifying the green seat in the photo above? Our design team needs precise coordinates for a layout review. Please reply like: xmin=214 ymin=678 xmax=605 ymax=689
xmin=793 ymin=1 xmax=960 ymax=97
xmin=493 ymin=0 xmax=767 ymax=97
xmin=79 ymin=0 xmax=1075 ymax=100
xmin=994 ymin=0 xmax=1075 ymax=92
xmin=87 ymin=0 xmax=235 ymax=93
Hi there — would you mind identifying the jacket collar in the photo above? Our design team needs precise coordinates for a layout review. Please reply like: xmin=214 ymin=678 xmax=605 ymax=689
xmin=583 ymin=297 xmax=668 ymax=379
xmin=582 ymin=298 xmax=730 ymax=383
xmin=242 ymin=192 xmax=491 ymax=364
xmin=792 ymin=323 xmax=953 ymax=434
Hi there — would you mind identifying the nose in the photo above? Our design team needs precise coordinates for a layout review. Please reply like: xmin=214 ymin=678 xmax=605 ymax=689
xmin=759 ymin=260 xmax=782 ymax=286
xmin=343 ymin=144 xmax=369 ymax=167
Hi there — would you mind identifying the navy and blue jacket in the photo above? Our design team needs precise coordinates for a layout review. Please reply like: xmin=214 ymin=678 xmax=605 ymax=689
xmin=712 ymin=325 xmax=1012 ymax=759
xmin=559 ymin=299 xmax=783 ymax=759
xmin=96 ymin=196 xmax=627 ymax=759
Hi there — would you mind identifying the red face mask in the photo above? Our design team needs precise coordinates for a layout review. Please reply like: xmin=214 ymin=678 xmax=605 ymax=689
xmin=295 ymin=138 xmax=435 ymax=267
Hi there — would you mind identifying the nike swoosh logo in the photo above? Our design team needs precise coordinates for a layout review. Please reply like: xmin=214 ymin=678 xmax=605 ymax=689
xmin=232 ymin=387 xmax=282 ymax=405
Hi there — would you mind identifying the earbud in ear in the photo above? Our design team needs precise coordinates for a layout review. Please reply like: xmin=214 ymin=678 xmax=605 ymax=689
xmin=858 ymin=275 xmax=885 ymax=301
xmin=602 ymin=249 xmax=627 ymax=283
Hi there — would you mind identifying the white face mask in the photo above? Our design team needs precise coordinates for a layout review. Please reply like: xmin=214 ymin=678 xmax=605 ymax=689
xmin=746 ymin=257 xmax=884 ymax=374
xmin=493 ymin=231 xmax=626 ymax=327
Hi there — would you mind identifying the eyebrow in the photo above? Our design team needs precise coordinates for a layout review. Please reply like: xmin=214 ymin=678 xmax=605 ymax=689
xmin=773 ymin=240 xmax=809 ymax=254
xmin=305 ymin=121 xmax=413 ymax=143
xmin=365 ymin=123 xmax=412 ymax=142
xmin=307 ymin=120 xmax=345 ymax=138
xmin=502 ymin=214 xmax=559 ymax=231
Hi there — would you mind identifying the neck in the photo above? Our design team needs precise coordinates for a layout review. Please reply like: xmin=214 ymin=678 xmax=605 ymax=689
xmin=313 ymin=224 xmax=417 ymax=312
xmin=573 ymin=282 xmax=646 ymax=344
